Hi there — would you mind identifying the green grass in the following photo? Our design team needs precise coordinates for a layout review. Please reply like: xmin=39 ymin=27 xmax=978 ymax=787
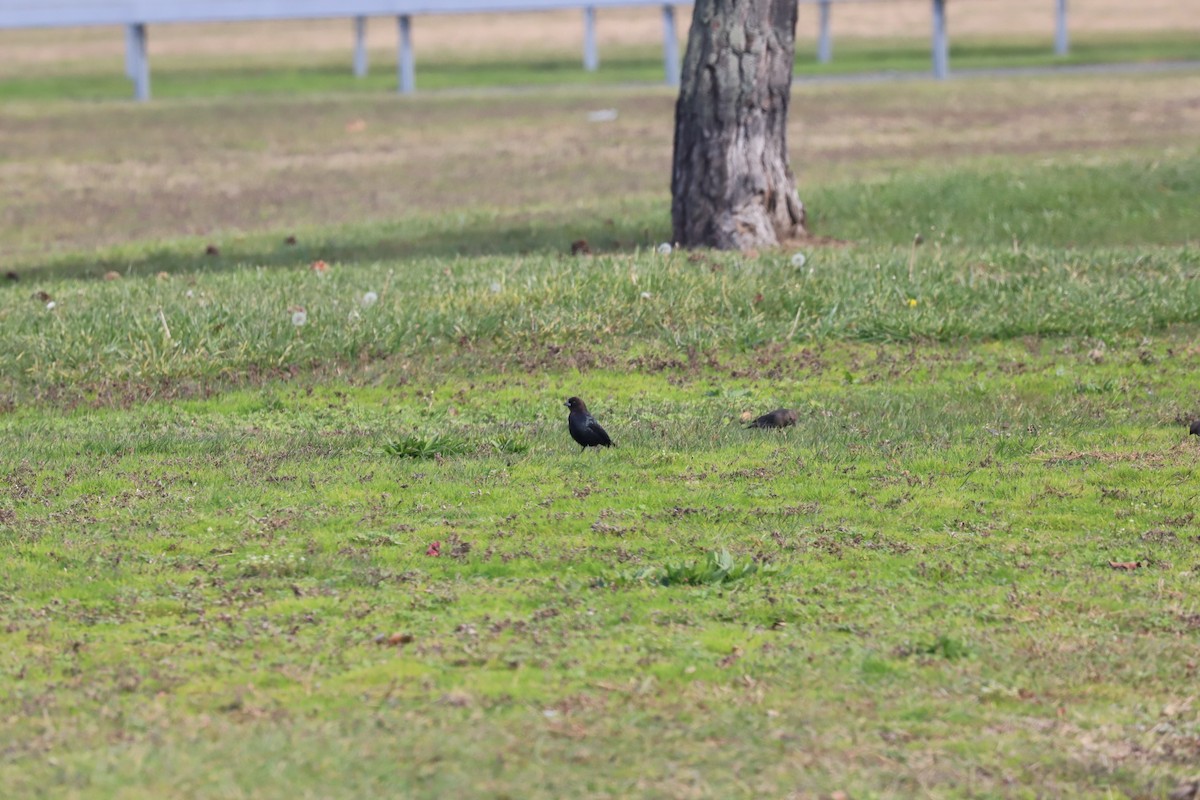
xmin=3 ymin=334 xmax=1200 ymax=798
xmin=814 ymin=155 xmax=1200 ymax=249
xmin=794 ymin=32 xmax=1200 ymax=76
xmin=3 ymin=57 xmax=1200 ymax=799
xmin=3 ymin=152 xmax=1197 ymax=395
xmin=0 ymin=32 xmax=1196 ymax=102
xmin=0 ymin=52 xmax=672 ymax=102
xmin=13 ymin=150 xmax=1199 ymax=279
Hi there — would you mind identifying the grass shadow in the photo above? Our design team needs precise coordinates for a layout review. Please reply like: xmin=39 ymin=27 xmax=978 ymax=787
xmin=9 ymin=203 xmax=673 ymax=282
xmin=11 ymin=146 xmax=1200 ymax=283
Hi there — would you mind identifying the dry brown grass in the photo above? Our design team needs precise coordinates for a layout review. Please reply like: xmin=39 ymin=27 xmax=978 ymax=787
xmin=1 ymin=0 xmax=1197 ymax=75
xmin=1 ymin=70 xmax=1198 ymax=262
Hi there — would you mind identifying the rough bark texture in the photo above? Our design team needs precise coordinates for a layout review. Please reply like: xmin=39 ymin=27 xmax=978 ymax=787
xmin=671 ymin=0 xmax=807 ymax=250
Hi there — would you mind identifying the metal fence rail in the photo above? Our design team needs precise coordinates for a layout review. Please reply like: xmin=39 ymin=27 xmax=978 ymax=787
xmin=0 ymin=0 xmax=1072 ymax=101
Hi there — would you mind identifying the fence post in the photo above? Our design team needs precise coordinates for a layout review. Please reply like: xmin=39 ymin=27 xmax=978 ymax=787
xmin=817 ymin=0 xmax=832 ymax=64
xmin=354 ymin=16 xmax=369 ymax=77
xmin=124 ymin=25 xmax=136 ymax=78
xmin=127 ymin=23 xmax=150 ymax=101
xmin=931 ymin=0 xmax=948 ymax=79
xmin=583 ymin=7 xmax=598 ymax=71
xmin=662 ymin=5 xmax=680 ymax=87
xmin=397 ymin=15 xmax=414 ymax=94
xmin=1055 ymin=0 xmax=1069 ymax=56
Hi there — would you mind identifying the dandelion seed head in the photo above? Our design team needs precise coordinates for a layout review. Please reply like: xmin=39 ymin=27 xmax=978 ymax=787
xmin=489 ymin=282 xmax=502 ymax=294
xmin=656 ymin=242 xmax=672 ymax=256
xmin=790 ymin=252 xmax=808 ymax=268
xmin=292 ymin=310 xmax=308 ymax=326
xmin=361 ymin=291 xmax=378 ymax=308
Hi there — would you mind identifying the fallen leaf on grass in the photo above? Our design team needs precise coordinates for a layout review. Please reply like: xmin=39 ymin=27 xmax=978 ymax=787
xmin=1108 ymin=560 xmax=1141 ymax=570
xmin=717 ymin=646 xmax=743 ymax=669
xmin=426 ymin=541 xmax=441 ymax=557
xmin=373 ymin=632 xmax=414 ymax=646
xmin=546 ymin=720 xmax=589 ymax=739
xmin=1169 ymin=778 xmax=1199 ymax=800
xmin=1161 ymin=697 xmax=1194 ymax=717
xmin=446 ymin=534 xmax=471 ymax=559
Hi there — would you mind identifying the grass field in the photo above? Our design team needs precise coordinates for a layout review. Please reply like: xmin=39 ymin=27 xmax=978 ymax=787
xmin=3 ymin=25 xmax=1200 ymax=800
xmin=2 ymin=32 xmax=1198 ymax=103
xmin=2 ymin=1 xmax=1199 ymax=103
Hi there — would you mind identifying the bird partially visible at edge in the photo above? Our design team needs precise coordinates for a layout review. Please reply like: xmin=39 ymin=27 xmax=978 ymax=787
xmin=1190 ymin=419 xmax=1200 ymax=436
xmin=746 ymin=408 xmax=798 ymax=429
xmin=565 ymin=396 xmax=614 ymax=450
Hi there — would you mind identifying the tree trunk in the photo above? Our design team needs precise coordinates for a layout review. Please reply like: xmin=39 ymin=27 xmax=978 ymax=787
xmin=671 ymin=0 xmax=807 ymax=251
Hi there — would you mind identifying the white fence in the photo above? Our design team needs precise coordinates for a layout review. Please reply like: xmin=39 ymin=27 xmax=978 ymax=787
xmin=0 ymin=0 xmax=1071 ymax=101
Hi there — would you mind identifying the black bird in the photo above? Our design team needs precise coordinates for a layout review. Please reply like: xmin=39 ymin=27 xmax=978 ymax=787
xmin=1190 ymin=419 xmax=1200 ymax=436
xmin=746 ymin=408 xmax=798 ymax=429
xmin=565 ymin=396 xmax=614 ymax=450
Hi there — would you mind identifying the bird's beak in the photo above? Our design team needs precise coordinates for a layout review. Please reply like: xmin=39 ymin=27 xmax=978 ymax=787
xmin=563 ymin=402 xmax=570 ymax=408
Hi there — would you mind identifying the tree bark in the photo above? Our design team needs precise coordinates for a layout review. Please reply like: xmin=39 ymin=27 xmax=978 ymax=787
xmin=671 ymin=0 xmax=807 ymax=251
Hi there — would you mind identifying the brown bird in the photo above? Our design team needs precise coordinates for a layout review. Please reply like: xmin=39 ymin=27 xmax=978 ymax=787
xmin=746 ymin=408 xmax=798 ymax=429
